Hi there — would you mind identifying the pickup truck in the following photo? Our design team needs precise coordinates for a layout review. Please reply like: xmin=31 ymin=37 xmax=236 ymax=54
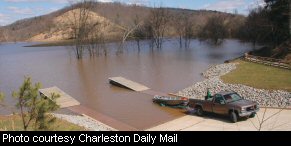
xmin=188 ymin=91 xmax=259 ymax=123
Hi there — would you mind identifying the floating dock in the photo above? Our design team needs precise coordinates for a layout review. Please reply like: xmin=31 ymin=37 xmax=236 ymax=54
xmin=109 ymin=77 xmax=150 ymax=91
xmin=39 ymin=86 xmax=80 ymax=108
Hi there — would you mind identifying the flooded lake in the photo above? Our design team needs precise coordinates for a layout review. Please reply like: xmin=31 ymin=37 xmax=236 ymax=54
xmin=0 ymin=39 xmax=254 ymax=129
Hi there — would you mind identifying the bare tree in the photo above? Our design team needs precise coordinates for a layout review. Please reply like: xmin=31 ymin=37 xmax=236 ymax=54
xmin=249 ymin=107 xmax=288 ymax=131
xmin=115 ymin=16 xmax=143 ymax=54
xmin=185 ymin=22 xmax=195 ymax=48
xmin=132 ymin=15 xmax=146 ymax=51
xmin=198 ymin=15 xmax=227 ymax=44
xmin=67 ymin=0 xmax=99 ymax=59
xmin=173 ymin=12 xmax=185 ymax=48
xmin=147 ymin=7 xmax=170 ymax=49
xmin=0 ymin=28 xmax=9 ymax=43
xmin=173 ymin=12 xmax=195 ymax=48
xmin=85 ymin=12 xmax=110 ymax=58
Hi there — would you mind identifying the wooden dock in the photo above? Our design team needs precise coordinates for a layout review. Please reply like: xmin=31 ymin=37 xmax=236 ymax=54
xmin=39 ymin=86 xmax=80 ymax=108
xmin=109 ymin=77 xmax=150 ymax=91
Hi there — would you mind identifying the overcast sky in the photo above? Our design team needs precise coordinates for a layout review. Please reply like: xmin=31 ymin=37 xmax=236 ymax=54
xmin=0 ymin=0 xmax=265 ymax=26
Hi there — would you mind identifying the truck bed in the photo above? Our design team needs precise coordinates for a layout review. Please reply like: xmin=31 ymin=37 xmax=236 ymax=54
xmin=188 ymin=98 xmax=209 ymax=108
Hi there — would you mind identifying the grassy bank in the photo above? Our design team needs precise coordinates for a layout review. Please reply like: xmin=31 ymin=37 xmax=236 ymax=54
xmin=0 ymin=115 xmax=85 ymax=131
xmin=221 ymin=60 xmax=291 ymax=92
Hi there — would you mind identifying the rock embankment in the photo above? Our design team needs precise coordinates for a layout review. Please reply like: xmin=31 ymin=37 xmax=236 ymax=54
xmin=177 ymin=63 xmax=291 ymax=107
xmin=53 ymin=113 xmax=116 ymax=131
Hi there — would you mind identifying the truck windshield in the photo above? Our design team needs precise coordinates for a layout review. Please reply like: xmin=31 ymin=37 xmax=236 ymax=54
xmin=223 ymin=93 xmax=242 ymax=103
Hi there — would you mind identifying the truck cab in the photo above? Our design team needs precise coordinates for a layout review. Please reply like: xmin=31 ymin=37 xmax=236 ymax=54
xmin=189 ymin=91 xmax=259 ymax=123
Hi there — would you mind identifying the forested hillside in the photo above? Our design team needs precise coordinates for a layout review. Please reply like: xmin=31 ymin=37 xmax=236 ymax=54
xmin=0 ymin=2 xmax=245 ymax=42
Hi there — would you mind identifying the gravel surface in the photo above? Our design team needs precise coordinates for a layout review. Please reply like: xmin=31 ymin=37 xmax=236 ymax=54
xmin=53 ymin=113 xmax=116 ymax=131
xmin=177 ymin=63 xmax=291 ymax=107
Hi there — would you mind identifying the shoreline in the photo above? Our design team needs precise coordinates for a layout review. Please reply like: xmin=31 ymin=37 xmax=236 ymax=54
xmin=177 ymin=61 xmax=291 ymax=108
xmin=51 ymin=60 xmax=291 ymax=131
xmin=52 ymin=113 xmax=116 ymax=131
xmin=22 ymin=37 xmax=135 ymax=47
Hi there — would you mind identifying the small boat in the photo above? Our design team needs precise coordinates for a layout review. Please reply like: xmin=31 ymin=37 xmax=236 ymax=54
xmin=153 ymin=95 xmax=189 ymax=106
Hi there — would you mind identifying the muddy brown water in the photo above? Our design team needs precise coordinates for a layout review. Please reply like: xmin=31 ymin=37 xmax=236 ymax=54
xmin=0 ymin=39 xmax=254 ymax=129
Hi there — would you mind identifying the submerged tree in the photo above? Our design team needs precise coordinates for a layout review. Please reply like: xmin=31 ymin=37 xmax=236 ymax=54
xmin=198 ymin=15 xmax=227 ymax=44
xmin=147 ymin=7 xmax=170 ymax=49
xmin=73 ymin=0 xmax=92 ymax=59
xmin=88 ymin=20 xmax=108 ymax=57
xmin=12 ymin=77 xmax=59 ymax=131
xmin=173 ymin=12 xmax=194 ymax=48
xmin=117 ymin=17 xmax=143 ymax=54
xmin=67 ymin=0 xmax=101 ymax=59
xmin=132 ymin=15 xmax=146 ymax=51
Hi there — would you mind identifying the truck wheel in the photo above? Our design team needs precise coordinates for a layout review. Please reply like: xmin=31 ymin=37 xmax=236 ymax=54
xmin=249 ymin=113 xmax=256 ymax=118
xmin=229 ymin=111 xmax=238 ymax=123
xmin=196 ymin=106 xmax=204 ymax=116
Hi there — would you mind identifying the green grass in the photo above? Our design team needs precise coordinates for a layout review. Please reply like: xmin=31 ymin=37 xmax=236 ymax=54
xmin=0 ymin=115 xmax=86 ymax=131
xmin=221 ymin=60 xmax=291 ymax=92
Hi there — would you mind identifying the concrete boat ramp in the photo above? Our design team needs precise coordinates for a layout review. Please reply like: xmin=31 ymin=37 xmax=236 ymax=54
xmin=39 ymin=86 xmax=137 ymax=131
xmin=146 ymin=108 xmax=291 ymax=131
xmin=38 ymin=77 xmax=171 ymax=131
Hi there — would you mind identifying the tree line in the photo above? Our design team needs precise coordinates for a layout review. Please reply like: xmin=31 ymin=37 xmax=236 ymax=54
xmin=238 ymin=0 xmax=290 ymax=47
xmin=67 ymin=0 xmax=247 ymax=59
xmin=131 ymin=0 xmax=290 ymax=49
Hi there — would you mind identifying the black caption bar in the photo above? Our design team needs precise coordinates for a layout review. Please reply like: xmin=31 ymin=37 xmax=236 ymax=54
xmin=0 ymin=131 xmax=289 ymax=145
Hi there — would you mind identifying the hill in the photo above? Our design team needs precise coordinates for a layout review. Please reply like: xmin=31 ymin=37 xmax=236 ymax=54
xmin=0 ymin=2 xmax=245 ymax=42
xmin=28 ymin=8 xmax=121 ymax=42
